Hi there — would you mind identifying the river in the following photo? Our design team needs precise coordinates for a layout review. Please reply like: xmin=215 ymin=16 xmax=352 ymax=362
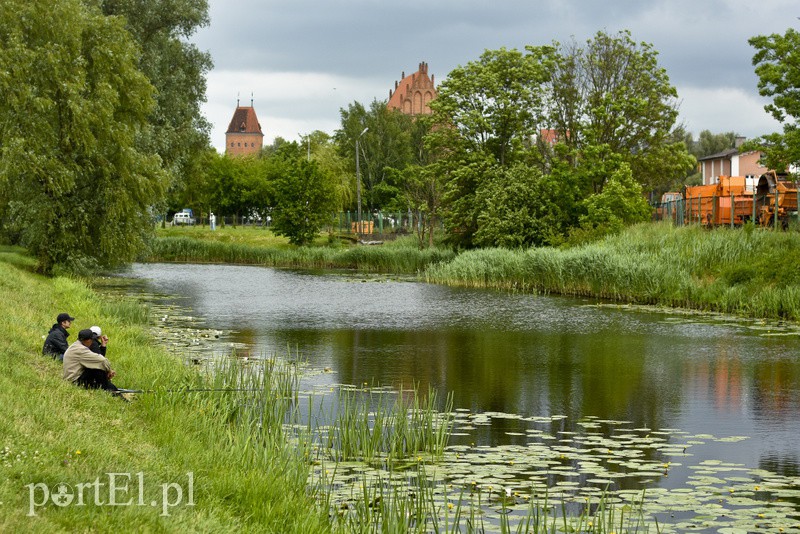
xmin=116 ymin=262 xmax=800 ymax=530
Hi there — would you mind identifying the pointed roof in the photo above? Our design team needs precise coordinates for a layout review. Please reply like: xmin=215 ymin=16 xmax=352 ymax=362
xmin=225 ymin=106 xmax=263 ymax=135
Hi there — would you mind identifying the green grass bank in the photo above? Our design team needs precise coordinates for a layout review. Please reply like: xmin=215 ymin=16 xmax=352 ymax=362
xmin=426 ymin=222 xmax=800 ymax=321
xmin=147 ymin=228 xmax=455 ymax=274
xmin=0 ymin=247 xmax=327 ymax=533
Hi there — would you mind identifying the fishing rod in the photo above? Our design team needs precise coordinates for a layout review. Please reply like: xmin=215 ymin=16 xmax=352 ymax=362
xmin=115 ymin=387 xmax=268 ymax=394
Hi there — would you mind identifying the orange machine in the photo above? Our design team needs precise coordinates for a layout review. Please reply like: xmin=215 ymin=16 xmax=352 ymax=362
xmin=684 ymin=176 xmax=751 ymax=226
xmin=683 ymin=173 xmax=797 ymax=228
xmin=755 ymin=172 xmax=798 ymax=228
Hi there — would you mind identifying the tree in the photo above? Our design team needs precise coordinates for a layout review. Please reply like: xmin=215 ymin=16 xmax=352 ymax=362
xmin=98 ymin=0 xmax=213 ymax=199
xmin=431 ymin=47 xmax=555 ymax=167
xmin=577 ymin=163 xmax=652 ymax=238
xmin=428 ymin=47 xmax=555 ymax=247
xmin=0 ymin=0 xmax=166 ymax=273
xmin=335 ymin=100 xmax=417 ymax=211
xmin=546 ymin=31 xmax=695 ymax=193
xmin=271 ymin=161 xmax=338 ymax=246
xmin=689 ymin=130 xmax=739 ymax=158
xmin=747 ymin=28 xmax=800 ymax=173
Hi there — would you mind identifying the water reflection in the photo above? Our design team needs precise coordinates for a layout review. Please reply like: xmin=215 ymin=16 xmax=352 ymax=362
xmin=119 ymin=263 xmax=800 ymax=477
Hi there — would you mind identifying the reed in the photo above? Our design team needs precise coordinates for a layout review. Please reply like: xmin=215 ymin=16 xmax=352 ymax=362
xmin=425 ymin=223 xmax=800 ymax=320
xmin=321 ymin=387 xmax=454 ymax=463
xmin=316 ymin=466 xmax=655 ymax=534
xmin=146 ymin=236 xmax=455 ymax=274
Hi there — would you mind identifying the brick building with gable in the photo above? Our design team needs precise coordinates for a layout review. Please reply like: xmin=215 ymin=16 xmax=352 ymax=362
xmin=225 ymin=100 xmax=264 ymax=157
xmin=387 ymin=62 xmax=437 ymax=116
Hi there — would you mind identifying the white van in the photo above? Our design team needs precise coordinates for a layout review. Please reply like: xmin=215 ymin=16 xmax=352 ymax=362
xmin=171 ymin=212 xmax=195 ymax=226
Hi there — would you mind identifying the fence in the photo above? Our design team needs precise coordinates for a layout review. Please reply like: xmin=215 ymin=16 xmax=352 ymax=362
xmin=652 ymin=192 xmax=798 ymax=230
xmin=329 ymin=210 xmax=438 ymax=238
xmin=183 ymin=210 xmax=438 ymax=238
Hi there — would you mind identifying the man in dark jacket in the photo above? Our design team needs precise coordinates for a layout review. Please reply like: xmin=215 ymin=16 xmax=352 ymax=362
xmin=42 ymin=313 xmax=74 ymax=361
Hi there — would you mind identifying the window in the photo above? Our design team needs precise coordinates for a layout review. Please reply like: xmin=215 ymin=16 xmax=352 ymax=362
xmin=230 ymin=142 xmax=234 ymax=147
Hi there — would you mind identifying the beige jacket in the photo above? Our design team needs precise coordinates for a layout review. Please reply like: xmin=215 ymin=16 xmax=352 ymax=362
xmin=62 ymin=340 xmax=112 ymax=383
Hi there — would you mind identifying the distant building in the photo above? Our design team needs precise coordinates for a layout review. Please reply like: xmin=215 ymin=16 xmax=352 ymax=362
xmin=387 ymin=62 xmax=437 ymax=116
xmin=225 ymin=101 xmax=264 ymax=156
xmin=697 ymin=137 xmax=767 ymax=187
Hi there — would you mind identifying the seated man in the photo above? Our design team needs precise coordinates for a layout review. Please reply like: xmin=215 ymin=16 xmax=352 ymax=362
xmin=63 ymin=329 xmax=119 ymax=392
xmin=42 ymin=312 xmax=74 ymax=361
xmin=89 ymin=325 xmax=108 ymax=356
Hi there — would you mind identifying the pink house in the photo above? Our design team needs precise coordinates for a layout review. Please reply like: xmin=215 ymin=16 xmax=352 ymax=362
xmin=697 ymin=137 xmax=768 ymax=188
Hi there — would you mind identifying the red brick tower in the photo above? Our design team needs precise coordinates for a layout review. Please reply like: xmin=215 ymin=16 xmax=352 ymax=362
xmin=387 ymin=62 xmax=437 ymax=116
xmin=225 ymin=98 xmax=264 ymax=156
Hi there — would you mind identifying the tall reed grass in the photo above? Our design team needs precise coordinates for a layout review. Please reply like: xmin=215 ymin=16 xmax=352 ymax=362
xmin=425 ymin=223 xmax=800 ymax=320
xmin=322 ymin=387 xmax=454 ymax=463
xmin=146 ymin=236 xmax=455 ymax=274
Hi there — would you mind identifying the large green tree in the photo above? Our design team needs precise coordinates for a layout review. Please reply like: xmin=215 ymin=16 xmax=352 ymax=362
xmin=0 ymin=0 xmax=166 ymax=273
xmin=98 ymin=0 xmax=213 ymax=198
xmin=336 ymin=100 xmax=419 ymax=211
xmin=429 ymin=33 xmax=692 ymax=248
xmin=428 ymin=47 xmax=554 ymax=246
xmin=271 ymin=160 xmax=338 ymax=246
xmin=432 ymin=47 xmax=555 ymax=167
xmin=747 ymin=27 xmax=800 ymax=173
xmin=547 ymin=31 xmax=694 ymax=193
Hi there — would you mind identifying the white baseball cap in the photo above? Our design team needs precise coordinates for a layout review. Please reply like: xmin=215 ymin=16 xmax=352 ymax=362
xmin=89 ymin=326 xmax=102 ymax=336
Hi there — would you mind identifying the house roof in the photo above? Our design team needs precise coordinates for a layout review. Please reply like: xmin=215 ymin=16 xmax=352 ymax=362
xmin=225 ymin=106 xmax=263 ymax=135
xmin=697 ymin=148 xmax=738 ymax=161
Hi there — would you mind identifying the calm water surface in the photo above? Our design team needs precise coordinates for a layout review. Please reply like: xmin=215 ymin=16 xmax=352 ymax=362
xmin=121 ymin=263 xmax=800 ymax=480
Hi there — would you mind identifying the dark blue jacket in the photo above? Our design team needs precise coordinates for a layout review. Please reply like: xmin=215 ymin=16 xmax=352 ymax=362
xmin=42 ymin=324 xmax=69 ymax=359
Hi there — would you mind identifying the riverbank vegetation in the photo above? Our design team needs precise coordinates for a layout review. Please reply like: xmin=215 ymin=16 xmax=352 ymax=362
xmin=3 ymin=247 xmax=666 ymax=532
xmin=426 ymin=222 xmax=800 ymax=321
xmin=147 ymin=230 xmax=456 ymax=274
xmin=0 ymin=248 xmax=327 ymax=532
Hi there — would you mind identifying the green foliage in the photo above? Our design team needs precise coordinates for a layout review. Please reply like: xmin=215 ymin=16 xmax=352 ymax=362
xmin=473 ymin=164 xmax=563 ymax=248
xmin=271 ymin=161 xmax=338 ymax=245
xmin=747 ymin=27 xmax=800 ymax=174
xmin=577 ymin=163 xmax=653 ymax=240
xmin=547 ymin=31 xmax=695 ymax=193
xmin=98 ymin=0 xmax=213 ymax=197
xmin=428 ymin=31 xmax=693 ymax=249
xmin=426 ymin=223 xmax=800 ymax=321
xmin=148 ymin=234 xmax=455 ymax=273
xmin=431 ymin=46 xmax=555 ymax=167
xmin=335 ymin=100 xmax=419 ymax=211
xmin=689 ymin=130 xmax=739 ymax=158
xmin=0 ymin=0 xmax=167 ymax=274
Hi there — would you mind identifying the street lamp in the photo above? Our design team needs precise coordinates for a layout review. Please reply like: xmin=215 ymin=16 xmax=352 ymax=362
xmin=356 ymin=127 xmax=368 ymax=236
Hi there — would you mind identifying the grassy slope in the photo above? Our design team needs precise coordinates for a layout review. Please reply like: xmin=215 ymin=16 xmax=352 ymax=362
xmin=0 ymin=249 xmax=327 ymax=533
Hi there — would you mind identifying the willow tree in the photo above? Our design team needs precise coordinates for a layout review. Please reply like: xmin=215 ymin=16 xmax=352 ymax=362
xmin=0 ymin=0 xmax=166 ymax=273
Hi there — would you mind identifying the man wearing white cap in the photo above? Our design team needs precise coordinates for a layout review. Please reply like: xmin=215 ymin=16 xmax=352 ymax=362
xmin=88 ymin=325 xmax=108 ymax=356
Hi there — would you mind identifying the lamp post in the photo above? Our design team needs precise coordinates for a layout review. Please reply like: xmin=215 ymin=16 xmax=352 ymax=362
xmin=356 ymin=127 xmax=368 ymax=236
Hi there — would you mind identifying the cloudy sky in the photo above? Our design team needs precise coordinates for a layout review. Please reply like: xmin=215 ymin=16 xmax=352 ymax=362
xmin=191 ymin=0 xmax=797 ymax=153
